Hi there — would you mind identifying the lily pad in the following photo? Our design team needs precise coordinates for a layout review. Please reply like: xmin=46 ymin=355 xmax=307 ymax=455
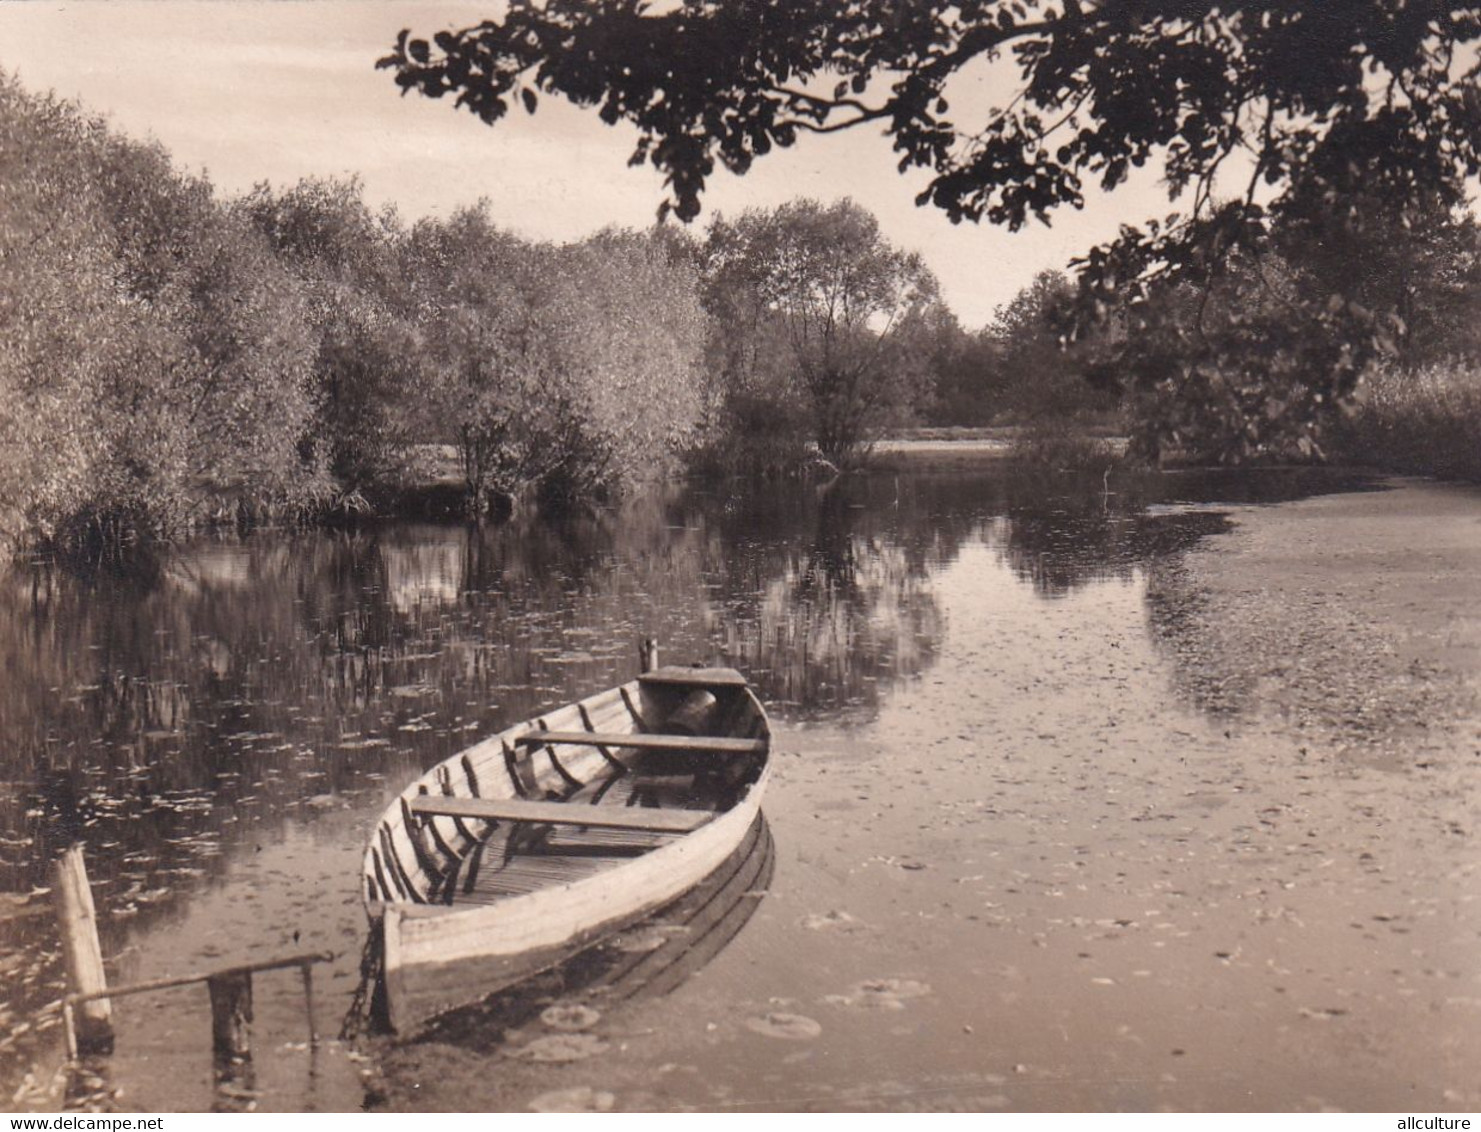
xmin=826 ymin=978 xmax=933 ymax=1010
xmin=508 ymin=1033 xmax=610 ymax=1062
xmin=801 ymin=909 xmax=860 ymax=932
xmin=540 ymin=1003 xmax=602 ymax=1032
xmin=858 ymin=977 xmax=931 ymax=1000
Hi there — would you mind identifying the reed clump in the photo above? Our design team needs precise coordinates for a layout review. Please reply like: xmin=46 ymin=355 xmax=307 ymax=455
xmin=1006 ymin=419 xmax=1123 ymax=471
xmin=1328 ymin=363 xmax=1481 ymax=482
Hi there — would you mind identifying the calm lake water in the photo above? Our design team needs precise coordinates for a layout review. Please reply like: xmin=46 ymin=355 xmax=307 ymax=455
xmin=2 ymin=464 xmax=1426 ymax=1112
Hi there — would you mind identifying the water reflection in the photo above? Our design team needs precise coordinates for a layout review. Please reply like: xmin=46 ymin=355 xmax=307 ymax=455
xmin=705 ymin=482 xmax=948 ymax=717
xmin=0 ymin=464 xmax=1372 ymax=1108
xmin=401 ymin=815 xmax=776 ymax=1055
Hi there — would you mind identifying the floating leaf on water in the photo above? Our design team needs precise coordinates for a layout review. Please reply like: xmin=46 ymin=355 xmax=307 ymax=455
xmin=827 ymin=978 xmax=932 ymax=1010
xmin=1298 ymin=1006 xmax=1348 ymax=1020
xmin=529 ymin=1086 xmax=616 ymax=1113
xmin=744 ymin=1012 xmax=821 ymax=1040
xmin=861 ymin=978 xmax=930 ymax=999
xmin=540 ymin=1003 xmax=601 ymax=1032
xmin=801 ymin=910 xmax=859 ymax=932
xmin=509 ymin=1033 xmax=609 ymax=1062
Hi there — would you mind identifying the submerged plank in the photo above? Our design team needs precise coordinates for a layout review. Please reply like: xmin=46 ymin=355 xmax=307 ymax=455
xmin=408 ymin=795 xmax=714 ymax=834
xmin=514 ymin=730 xmax=766 ymax=755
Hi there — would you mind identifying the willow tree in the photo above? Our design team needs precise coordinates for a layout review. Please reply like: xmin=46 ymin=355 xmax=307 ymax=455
xmin=536 ymin=229 xmax=708 ymax=503
xmin=243 ymin=177 xmax=416 ymax=497
xmin=1 ymin=78 xmax=322 ymax=552
xmin=382 ymin=1 xmax=1481 ymax=459
xmin=403 ymin=217 xmax=706 ymax=510
xmin=402 ymin=208 xmax=552 ymax=515
xmin=704 ymin=199 xmax=940 ymax=468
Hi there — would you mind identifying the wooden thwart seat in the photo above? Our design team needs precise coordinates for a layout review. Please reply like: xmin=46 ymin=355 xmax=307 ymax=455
xmin=638 ymin=666 xmax=751 ymax=689
xmin=407 ymin=794 xmax=714 ymax=834
xmin=514 ymin=730 xmax=766 ymax=755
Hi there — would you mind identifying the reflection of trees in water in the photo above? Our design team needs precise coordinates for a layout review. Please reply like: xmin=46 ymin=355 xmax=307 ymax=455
xmin=17 ymin=465 xmax=1357 ymax=1081
xmin=1106 ymin=467 xmax=1383 ymax=724
xmin=1140 ymin=556 xmax=1259 ymax=719
xmin=0 ymin=467 xmax=1365 ymax=913
xmin=0 ymin=484 xmax=947 ymax=1079
xmin=0 ymin=479 xmax=958 ymax=890
xmin=3 ymin=463 xmax=1368 ymax=1090
xmin=701 ymin=480 xmax=951 ymax=717
xmin=983 ymin=467 xmax=1374 ymax=598
xmin=994 ymin=498 xmax=1234 ymax=597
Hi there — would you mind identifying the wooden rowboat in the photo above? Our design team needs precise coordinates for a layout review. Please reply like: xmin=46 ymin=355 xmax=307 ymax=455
xmin=362 ymin=665 xmax=772 ymax=1033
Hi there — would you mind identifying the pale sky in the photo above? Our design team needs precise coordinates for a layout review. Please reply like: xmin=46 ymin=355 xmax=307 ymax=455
xmin=0 ymin=0 xmax=1175 ymax=327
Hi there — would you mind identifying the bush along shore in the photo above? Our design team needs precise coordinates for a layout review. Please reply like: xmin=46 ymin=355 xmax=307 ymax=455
xmin=8 ymin=68 xmax=1481 ymax=566
xmin=2 ymin=82 xmax=973 ymax=560
xmin=1326 ymin=363 xmax=1481 ymax=483
xmin=1 ymin=77 xmax=713 ymax=560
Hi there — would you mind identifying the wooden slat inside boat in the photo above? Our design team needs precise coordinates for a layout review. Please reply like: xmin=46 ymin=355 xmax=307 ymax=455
xmin=362 ymin=666 xmax=771 ymax=1033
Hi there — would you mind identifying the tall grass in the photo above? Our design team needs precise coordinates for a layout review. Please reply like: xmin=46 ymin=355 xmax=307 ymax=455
xmin=1329 ymin=363 xmax=1481 ymax=481
xmin=1005 ymin=418 xmax=1124 ymax=471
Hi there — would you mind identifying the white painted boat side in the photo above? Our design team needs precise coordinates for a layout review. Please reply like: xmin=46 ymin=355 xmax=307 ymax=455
xmin=394 ymin=761 xmax=769 ymax=973
xmin=366 ymin=675 xmax=771 ymax=1030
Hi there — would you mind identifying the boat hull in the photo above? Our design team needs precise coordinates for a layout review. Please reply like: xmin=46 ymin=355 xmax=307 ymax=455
xmin=363 ymin=668 xmax=771 ymax=1033
xmin=382 ymin=764 xmax=768 ymax=1031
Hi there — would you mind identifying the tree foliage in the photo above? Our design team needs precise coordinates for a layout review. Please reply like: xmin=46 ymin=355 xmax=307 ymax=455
xmin=383 ymin=1 xmax=1481 ymax=458
xmin=537 ymin=229 xmax=708 ymax=503
xmin=1 ymin=74 xmax=712 ymax=555
xmin=987 ymin=270 xmax=1109 ymax=419
xmin=402 ymin=214 xmax=707 ymax=512
xmin=242 ymin=177 xmax=418 ymax=496
xmin=402 ymin=207 xmax=548 ymax=512
xmin=1 ymin=76 xmax=324 ymax=553
xmin=701 ymin=198 xmax=941 ymax=468
xmin=1273 ymin=188 xmax=1481 ymax=371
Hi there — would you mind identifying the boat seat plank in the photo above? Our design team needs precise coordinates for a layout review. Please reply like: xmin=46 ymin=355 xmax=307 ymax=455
xmin=638 ymin=667 xmax=751 ymax=689
xmin=408 ymin=795 xmax=714 ymax=834
xmin=515 ymin=730 xmax=766 ymax=755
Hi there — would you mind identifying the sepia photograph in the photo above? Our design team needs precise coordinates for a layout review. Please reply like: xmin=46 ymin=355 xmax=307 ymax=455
xmin=1 ymin=0 xmax=1479 ymax=1116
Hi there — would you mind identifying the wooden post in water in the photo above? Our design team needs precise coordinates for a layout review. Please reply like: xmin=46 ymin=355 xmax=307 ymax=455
xmin=207 ymin=971 xmax=254 ymax=1062
xmin=299 ymin=961 xmax=318 ymax=1047
xmin=639 ymin=638 xmax=659 ymax=674
xmin=53 ymin=845 xmax=113 ymax=1055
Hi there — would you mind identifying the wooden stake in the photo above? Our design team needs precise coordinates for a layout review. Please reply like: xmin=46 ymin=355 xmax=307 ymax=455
xmin=206 ymin=971 xmax=253 ymax=1062
xmin=61 ymin=1001 xmax=78 ymax=1061
xmin=53 ymin=845 xmax=113 ymax=1055
xmin=381 ymin=906 xmax=405 ymax=1035
xmin=299 ymin=962 xmax=318 ymax=1047
xmin=639 ymin=638 xmax=659 ymax=674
